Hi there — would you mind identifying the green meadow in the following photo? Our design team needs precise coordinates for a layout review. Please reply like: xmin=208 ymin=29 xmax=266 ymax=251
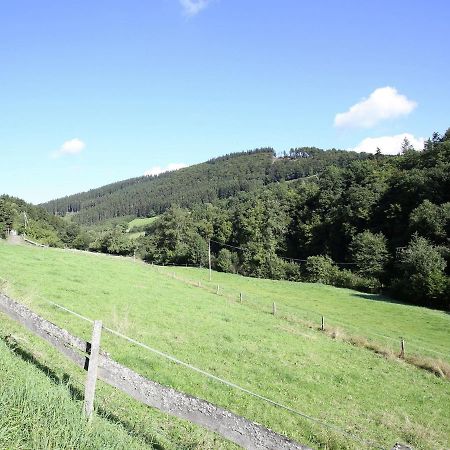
xmin=0 ymin=338 xmax=151 ymax=450
xmin=0 ymin=240 xmax=449 ymax=450
xmin=159 ymin=265 xmax=450 ymax=363
xmin=127 ymin=216 xmax=159 ymax=231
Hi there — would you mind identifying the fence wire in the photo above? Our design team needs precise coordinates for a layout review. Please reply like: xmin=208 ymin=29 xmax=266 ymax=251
xmin=45 ymin=298 xmax=385 ymax=450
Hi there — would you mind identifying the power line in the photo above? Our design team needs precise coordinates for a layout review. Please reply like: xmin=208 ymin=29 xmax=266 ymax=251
xmin=210 ymin=239 xmax=357 ymax=265
xmin=210 ymin=239 xmax=247 ymax=252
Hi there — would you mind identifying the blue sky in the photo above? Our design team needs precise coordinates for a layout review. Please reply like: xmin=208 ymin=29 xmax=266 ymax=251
xmin=1 ymin=0 xmax=449 ymax=204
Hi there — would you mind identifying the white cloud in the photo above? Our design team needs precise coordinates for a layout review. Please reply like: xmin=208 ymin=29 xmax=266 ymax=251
xmin=179 ymin=0 xmax=211 ymax=16
xmin=334 ymin=87 xmax=417 ymax=128
xmin=144 ymin=162 xmax=188 ymax=177
xmin=352 ymin=133 xmax=425 ymax=155
xmin=52 ymin=138 xmax=86 ymax=158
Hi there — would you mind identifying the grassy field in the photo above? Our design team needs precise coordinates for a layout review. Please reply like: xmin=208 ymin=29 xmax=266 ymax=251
xmin=0 ymin=240 xmax=449 ymax=450
xmin=128 ymin=231 xmax=145 ymax=240
xmin=0 ymin=338 xmax=152 ymax=449
xmin=127 ymin=216 xmax=159 ymax=231
xmin=159 ymin=266 xmax=450 ymax=363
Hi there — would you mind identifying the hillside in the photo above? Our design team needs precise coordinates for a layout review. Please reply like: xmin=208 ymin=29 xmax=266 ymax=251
xmin=27 ymin=132 xmax=450 ymax=310
xmin=136 ymin=131 xmax=450 ymax=310
xmin=40 ymin=148 xmax=367 ymax=225
xmin=0 ymin=241 xmax=449 ymax=449
xmin=0 ymin=195 xmax=87 ymax=247
xmin=0 ymin=338 xmax=154 ymax=450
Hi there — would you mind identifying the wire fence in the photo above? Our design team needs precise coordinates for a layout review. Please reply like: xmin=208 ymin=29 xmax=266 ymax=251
xmin=0 ymin=247 xmax=444 ymax=449
xmin=44 ymin=298 xmax=386 ymax=450
xmin=154 ymin=265 xmax=450 ymax=363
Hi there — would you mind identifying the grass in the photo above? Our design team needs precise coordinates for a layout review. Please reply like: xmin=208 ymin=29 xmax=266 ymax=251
xmin=0 ymin=240 xmax=449 ymax=449
xmin=127 ymin=216 xmax=159 ymax=232
xmin=0 ymin=337 xmax=154 ymax=449
xmin=128 ymin=231 xmax=145 ymax=240
xmin=161 ymin=265 xmax=450 ymax=363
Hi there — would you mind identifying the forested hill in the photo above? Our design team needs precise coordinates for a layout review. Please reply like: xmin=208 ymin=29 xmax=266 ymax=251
xmin=40 ymin=147 xmax=366 ymax=225
xmin=0 ymin=195 xmax=83 ymax=247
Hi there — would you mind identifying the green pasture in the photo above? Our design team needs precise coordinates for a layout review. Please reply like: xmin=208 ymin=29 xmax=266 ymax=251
xmin=128 ymin=216 xmax=159 ymax=231
xmin=159 ymin=265 xmax=450 ymax=362
xmin=0 ymin=241 xmax=449 ymax=450
xmin=0 ymin=339 xmax=153 ymax=450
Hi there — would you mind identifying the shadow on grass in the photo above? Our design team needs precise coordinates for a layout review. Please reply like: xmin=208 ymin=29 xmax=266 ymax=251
xmin=353 ymin=292 xmax=450 ymax=313
xmin=3 ymin=335 xmax=166 ymax=450
xmin=351 ymin=292 xmax=412 ymax=307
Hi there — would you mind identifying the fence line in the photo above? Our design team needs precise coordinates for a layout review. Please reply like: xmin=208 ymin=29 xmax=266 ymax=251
xmin=23 ymin=237 xmax=48 ymax=248
xmin=46 ymin=299 xmax=385 ymax=450
xmin=155 ymin=266 xmax=450 ymax=361
xmin=0 ymin=293 xmax=310 ymax=450
xmin=35 ymin=244 xmax=449 ymax=360
xmin=0 ymin=280 xmax=412 ymax=448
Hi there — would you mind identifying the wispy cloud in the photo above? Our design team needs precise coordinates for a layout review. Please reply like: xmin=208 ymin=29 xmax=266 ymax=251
xmin=179 ymin=0 xmax=211 ymax=16
xmin=144 ymin=162 xmax=188 ymax=177
xmin=334 ymin=87 xmax=417 ymax=128
xmin=51 ymin=138 xmax=86 ymax=159
xmin=352 ymin=133 xmax=424 ymax=154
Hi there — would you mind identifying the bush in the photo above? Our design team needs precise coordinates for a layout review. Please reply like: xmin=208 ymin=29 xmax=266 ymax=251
xmin=304 ymin=255 xmax=339 ymax=284
xmin=333 ymin=269 xmax=380 ymax=293
xmin=393 ymin=234 xmax=447 ymax=307
xmin=71 ymin=232 xmax=92 ymax=250
xmin=281 ymin=260 xmax=302 ymax=281
xmin=215 ymin=249 xmax=238 ymax=274
xmin=89 ymin=230 xmax=134 ymax=256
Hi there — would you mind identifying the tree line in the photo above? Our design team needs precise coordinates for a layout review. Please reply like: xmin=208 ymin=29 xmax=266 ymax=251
xmin=40 ymin=147 xmax=367 ymax=225
xmin=136 ymin=130 xmax=450 ymax=310
xmin=2 ymin=130 xmax=449 ymax=309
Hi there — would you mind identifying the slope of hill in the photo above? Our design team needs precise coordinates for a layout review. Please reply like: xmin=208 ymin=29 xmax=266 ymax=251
xmin=40 ymin=148 xmax=367 ymax=225
xmin=0 ymin=195 xmax=86 ymax=247
xmin=0 ymin=338 xmax=156 ymax=450
xmin=0 ymin=241 xmax=449 ymax=450
xmin=136 ymin=132 xmax=450 ymax=310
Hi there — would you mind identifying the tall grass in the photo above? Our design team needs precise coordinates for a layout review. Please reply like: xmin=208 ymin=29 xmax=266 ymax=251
xmin=0 ymin=338 xmax=151 ymax=450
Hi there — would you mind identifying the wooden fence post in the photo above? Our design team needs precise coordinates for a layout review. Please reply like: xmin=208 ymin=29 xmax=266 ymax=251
xmin=400 ymin=338 xmax=405 ymax=359
xmin=239 ymin=292 xmax=243 ymax=303
xmin=321 ymin=316 xmax=325 ymax=331
xmin=216 ymin=285 xmax=220 ymax=295
xmin=272 ymin=302 xmax=276 ymax=315
xmin=0 ymin=293 xmax=312 ymax=450
xmin=392 ymin=443 xmax=412 ymax=450
xmin=84 ymin=320 xmax=102 ymax=420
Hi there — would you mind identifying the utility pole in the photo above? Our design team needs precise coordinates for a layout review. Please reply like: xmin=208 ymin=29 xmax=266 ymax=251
xmin=23 ymin=212 xmax=28 ymax=237
xmin=208 ymin=239 xmax=212 ymax=281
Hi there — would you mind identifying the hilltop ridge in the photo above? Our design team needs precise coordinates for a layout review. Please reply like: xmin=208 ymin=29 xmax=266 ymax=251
xmin=40 ymin=147 xmax=366 ymax=225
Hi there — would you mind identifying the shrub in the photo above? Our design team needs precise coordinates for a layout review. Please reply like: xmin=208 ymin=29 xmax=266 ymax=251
xmin=215 ymin=249 xmax=238 ymax=274
xmin=393 ymin=234 xmax=447 ymax=307
xmin=333 ymin=269 xmax=380 ymax=293
xmin=305 ymin=255 xmax=339 ymax=284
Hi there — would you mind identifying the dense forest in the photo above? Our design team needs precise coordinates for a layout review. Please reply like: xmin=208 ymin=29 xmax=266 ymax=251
xmin=137 ymin=131 xmax=450 ymax=309
xmin=2 ymin=130 xmax=449 ymax=309
xmin=40 ymin=147 xmax=367 ymax=225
